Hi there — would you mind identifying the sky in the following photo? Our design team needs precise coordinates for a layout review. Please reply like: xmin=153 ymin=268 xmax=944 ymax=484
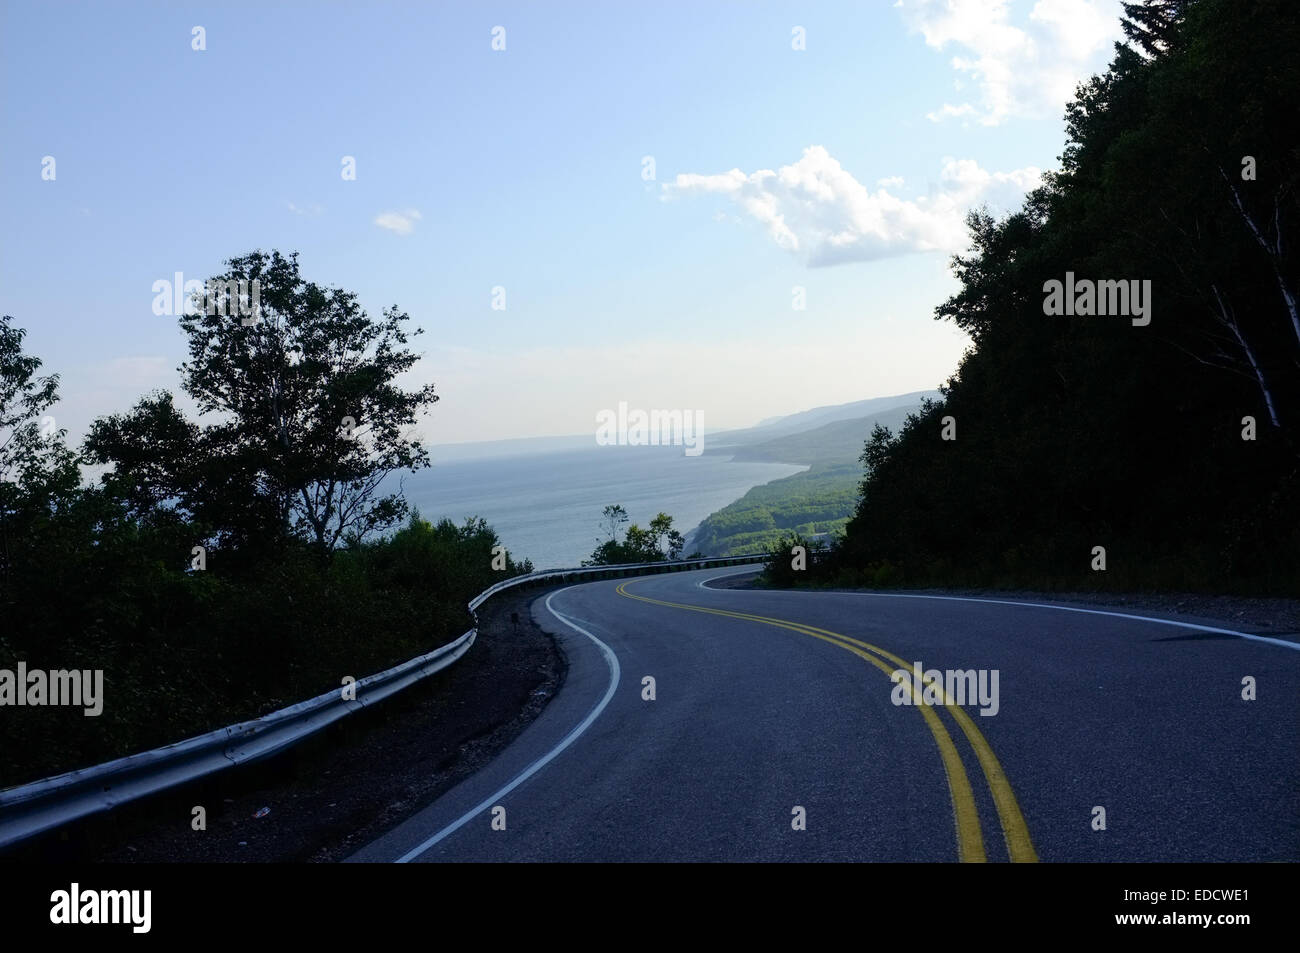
xmin=1 ymin=0 xmax=1127 ymax=447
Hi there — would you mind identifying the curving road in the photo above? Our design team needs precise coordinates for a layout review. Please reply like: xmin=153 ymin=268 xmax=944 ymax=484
xmin=348 ymin=568 xmax=1300 ymax=863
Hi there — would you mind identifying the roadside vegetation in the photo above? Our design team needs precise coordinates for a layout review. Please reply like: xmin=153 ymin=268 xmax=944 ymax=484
xmin=767 ymin=0 xmax=1300 ymax=595
xmin=582 ymin=504 xmax=696 ymax=565
xmin=691 ymin=405 xmax=919 ymax=556
xmin=0 ymin=252 xmax=530 ymax=788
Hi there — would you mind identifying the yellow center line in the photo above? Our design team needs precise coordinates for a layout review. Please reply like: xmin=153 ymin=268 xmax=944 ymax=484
xmin=616 ymin=579 xmax=1039 ymax=862
xmin=716 ymin=610 xmax=1039 ymax=864
xmin=615 ymin=580 xmax=988 ymax=863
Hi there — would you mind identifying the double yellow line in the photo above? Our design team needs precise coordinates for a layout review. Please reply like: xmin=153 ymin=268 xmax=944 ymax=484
xmin=615 ymin=580 xmax=1037 ymax=863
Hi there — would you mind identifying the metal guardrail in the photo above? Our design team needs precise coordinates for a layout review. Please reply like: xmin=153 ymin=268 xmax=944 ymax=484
xmin=0 ymin=551 xmax=768 ymax=849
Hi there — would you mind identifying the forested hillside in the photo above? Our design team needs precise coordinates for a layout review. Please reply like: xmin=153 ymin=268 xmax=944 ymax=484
xmin=690 ymin=464 xmax=858 ymax=555
xmin=821 ymin=0 xmax=1300 ymax=593
xmin=728 ymin=406 xmax=918 ymax=467
xmin=691 ymin=403 xmax=919 ymax=554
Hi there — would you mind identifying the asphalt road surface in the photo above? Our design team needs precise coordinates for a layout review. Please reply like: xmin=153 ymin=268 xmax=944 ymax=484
xmin=348 ymin=567 xmax=1300 ymax=863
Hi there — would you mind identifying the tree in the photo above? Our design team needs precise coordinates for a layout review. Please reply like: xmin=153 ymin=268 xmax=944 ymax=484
xmin=0 ymin=316 xmax=79 ymax=582
xmin=858 ymin=424 xmax=895 ymax=491
xmin=834 ymin=0 xmax=1300 ymax=591
xmin=599 ymin=504 xmax=629 ymax=543
xmin=1121 ymin=0 xmax=1188 ymax=59
xmin=648 ymin=512 xmax=686 ymax=560
xmin=583 ymin=507 xmax=685 ymax=564
xmin=1093 ymin=0 xmax=1300 ymax=434
xmin=762 ymin=531 xmax=826 ymax=588
xmin=85 ymin=250 xmax=438 ymax=555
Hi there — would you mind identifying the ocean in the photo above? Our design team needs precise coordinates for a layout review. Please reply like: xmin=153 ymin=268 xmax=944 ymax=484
xmin=398 ymin=444 xmax=804 ymax=569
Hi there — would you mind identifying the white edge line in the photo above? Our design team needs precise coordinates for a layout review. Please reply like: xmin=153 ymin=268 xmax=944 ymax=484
xmin=697 ymin=566 xmax=756 ymax=590
xmin=719 ymin=586 xmax=1300 ymax=652
xmin=393 ymin=586 xmax=621 ymax=863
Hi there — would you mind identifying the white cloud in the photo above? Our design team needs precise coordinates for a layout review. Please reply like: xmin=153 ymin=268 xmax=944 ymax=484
xmin=663 ymin=146 xmax=1040 ymax=266
xmin=373 ymin=208 xmax=423 ymax=235
xmin=925 ymin=102 xmax=979 ymax=122
xmin=877 ymin=175 xmax=907 ymax=189
xmin=287 ymin=201 xmax=324 ymax=216
xmin=898 ymin=0 xmax=1123 ymax=125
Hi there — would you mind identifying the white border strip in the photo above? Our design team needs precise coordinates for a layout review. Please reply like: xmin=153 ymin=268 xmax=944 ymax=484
xmin=699 ymin=566 xmax=761 ymax=590
xmin=394 ymin=587 xmax=622 ymax=863
xmin=755 ymin=588 xmax=1300 ymax=652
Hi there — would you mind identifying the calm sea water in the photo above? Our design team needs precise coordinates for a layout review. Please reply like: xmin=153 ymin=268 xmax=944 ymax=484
xmin=398 ymin=445 xmax=804 ymax=569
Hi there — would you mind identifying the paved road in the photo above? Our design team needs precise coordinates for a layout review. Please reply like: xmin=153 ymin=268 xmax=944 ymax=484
xmin=349 ymin=568 xmax=1300 ymax=862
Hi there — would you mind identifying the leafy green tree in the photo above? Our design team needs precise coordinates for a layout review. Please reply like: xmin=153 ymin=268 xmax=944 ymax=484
xmin=85 ymin=250 xmax=438 ymax=556
xmin=584 ymin=508 xmax=685 ymax=564
xmin=599 ymin=504 xmax=629 ymax=543
xmin=0 ymin=315 xmax=80 ymax=582
xmin=648 ymin=512 xmax=686 ymax=560
xmin=859 ymin=423 xmax=896 ymax=489
xmin=835 ymin=0 xmax=1300 ymax=592
xmin=1121 ymin=0 xmax=1188 ymax=58
xmin=762 ymin=531 xmax=826 ymax=588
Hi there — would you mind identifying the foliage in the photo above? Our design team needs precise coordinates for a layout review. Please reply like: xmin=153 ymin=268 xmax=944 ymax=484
xmin=761 ymin=531 xmax=828 ymax=588
xmin=84 ymin=250 xmax=438 ymax=557
xmin=0 ymin=315 xmax=81 ymax=583
xmin=0 ymin=255 xmax=527 ymax=785
xmin=583 ymin=507 xmax=685 ymax=565
xmin=830 ymin=0 xmax=1300 ymax=593
xmin=0 ymin=501 xmax=530 ymax=787
xmin=691 ymin=463 xmax=859 ymax=556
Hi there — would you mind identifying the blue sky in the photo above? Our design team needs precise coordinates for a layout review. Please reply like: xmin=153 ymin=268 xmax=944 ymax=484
xmin=1 ymin=0 xmax=1125 ymax=445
